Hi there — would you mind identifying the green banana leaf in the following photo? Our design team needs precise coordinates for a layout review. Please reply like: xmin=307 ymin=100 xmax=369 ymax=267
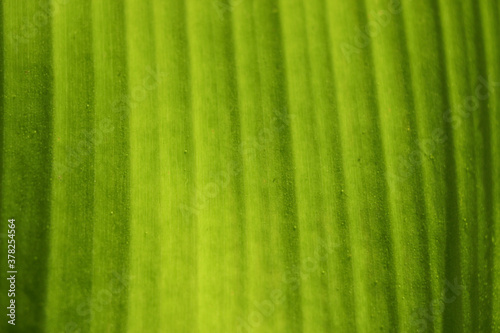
xmin=1 ymin=0 xmax=499 ymax=332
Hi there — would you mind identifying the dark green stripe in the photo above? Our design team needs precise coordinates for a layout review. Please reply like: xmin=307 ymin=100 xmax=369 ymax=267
xmin=0 ymin=1 xmax=53 ymax=332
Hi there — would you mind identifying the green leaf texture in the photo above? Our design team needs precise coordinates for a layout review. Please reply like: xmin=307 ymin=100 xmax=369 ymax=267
xmin=1 ymin=0 xmax=499 ymax=332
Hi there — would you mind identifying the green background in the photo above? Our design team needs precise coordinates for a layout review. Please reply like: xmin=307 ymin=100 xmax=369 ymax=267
xmin=0 ymin=0 xmax=499 ymax=332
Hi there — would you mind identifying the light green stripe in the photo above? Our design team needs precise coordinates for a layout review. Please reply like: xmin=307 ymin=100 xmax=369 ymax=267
xmin=479 ymin=0 xmax=500 ymax=331
xmin=280 ymin=0 xmax=347 ymax=331
xmin=302 ymin=0 xmax=357 ymax=330
xmin=185 ymin=0 xmax=246 ymax=330
xmin=253 ymin=1 xmax=302 ymax=331
xmin=46 ymin=0 xmax=95 ymax=332
xmin=401 ymin=0 xmax=451 ymax=331
xmin=364 ymin=0 xmax=433 ymax=331
xmin=462 ymin=0 xmax=490 ymax=330
xmin=152 ymin=0 xmax=198 ymax=331
xmin=125 ymin=0 xmax=161 ymax=332
xmin=326 ymin=0 xmax=399 ymax=331
xmin=438 ymin=0 xmax=478 ymax=330
xmin=232 ymin=2 xmax=275 ymax=332
xmin=89 ymin=0 xmax=130 ymax=332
